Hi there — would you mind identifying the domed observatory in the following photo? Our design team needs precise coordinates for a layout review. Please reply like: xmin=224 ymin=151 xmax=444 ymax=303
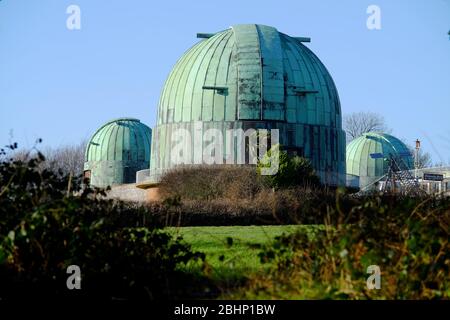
xmin=346 ymin=132 xmax=414 ymax=190
xmin=84 ymin=118 xmax=152 ymax=188
xmin=149 ymin=24 xmax=346 ymax=186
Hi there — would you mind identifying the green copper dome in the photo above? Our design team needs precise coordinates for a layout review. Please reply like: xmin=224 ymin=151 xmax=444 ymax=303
xmin=84 ymin=118 xmax=152 ymax=187
xmin=346 ymin=132 xmax=413 ymax=189
xmin=150 ymin=24 xmax=346 ymax=185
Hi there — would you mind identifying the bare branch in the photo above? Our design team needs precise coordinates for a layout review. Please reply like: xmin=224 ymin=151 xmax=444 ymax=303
xmin=343 ymin=112 xmax=390 ymax=142
xmin=42 ymin=140 xmax=87 ymax=177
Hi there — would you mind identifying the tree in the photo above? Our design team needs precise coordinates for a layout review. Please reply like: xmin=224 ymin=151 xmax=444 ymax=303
xmin=257 ymin=144 xmax=320 ymax=189
xmin=42 ymin=140 xmax=87 ymax=177
xmin=344 ymin=112 xmax=390 ymax=142
xmin=8 ymin=140 xmax=87 ymax=177
xmin=408 ymin=146 xmax=432 ymax=169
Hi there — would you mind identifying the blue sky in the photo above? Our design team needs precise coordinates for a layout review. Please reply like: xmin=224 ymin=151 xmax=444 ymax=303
xmin=1 ymin=0 xmax=449 ymax=163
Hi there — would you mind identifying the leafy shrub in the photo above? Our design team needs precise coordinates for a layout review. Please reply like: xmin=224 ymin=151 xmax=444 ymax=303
xmin=239 ymin=194 xmax=450 ymax=299
xmin=257 ymin=144 xmax=320 ymax=189
xmin=0 ymin=144 xmax=207 ymax=300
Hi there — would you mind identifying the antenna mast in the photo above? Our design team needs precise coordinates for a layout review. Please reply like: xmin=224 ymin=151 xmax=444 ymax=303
xmin=415 ymin=139 xmax=421 ymax=181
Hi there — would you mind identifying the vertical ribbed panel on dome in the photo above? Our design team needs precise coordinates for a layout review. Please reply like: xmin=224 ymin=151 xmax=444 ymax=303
xmin=257 ymin=25 xmax=285 ymax=121
xmin=204 ymin=32 xmax=229 ymax=122
xmin=233 ymin=24 xmax=262 ymax=120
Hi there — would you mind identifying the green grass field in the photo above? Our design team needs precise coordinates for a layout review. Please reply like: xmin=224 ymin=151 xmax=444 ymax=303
xmin=168 ymin=225 xmax=322 ymax=287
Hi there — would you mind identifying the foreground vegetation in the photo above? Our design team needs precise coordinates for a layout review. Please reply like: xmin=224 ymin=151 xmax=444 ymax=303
xmin=0 ymin=143 xmax=448 ymax=300
xmin=0 ymin=145 xmax=209 ymax=300
xmin=230 ymin=194 xmax=450 ymax=299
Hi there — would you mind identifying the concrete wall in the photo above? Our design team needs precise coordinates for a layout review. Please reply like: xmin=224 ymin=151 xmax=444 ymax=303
xmin=84 ymin=160 xmax=149 ymax=188
xmin=107 ymin=183 xmax=148 ymax=202
xmin=107 ymin=184 xmax=162 ymax=202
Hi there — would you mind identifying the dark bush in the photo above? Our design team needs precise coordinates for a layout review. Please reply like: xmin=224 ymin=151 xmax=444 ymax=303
xmin=0 ymin=144 xmax=208 ymax=300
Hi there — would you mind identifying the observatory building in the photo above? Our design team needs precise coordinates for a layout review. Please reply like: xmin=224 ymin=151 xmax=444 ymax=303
xmin=80 ymin=25 xmax=450 ymax=200
xmin=346 ymin=132 xmax=414 ymax=190
xmin=144 ymin=24 xmax=346 ymax=186
xmin=84 ymin=118 xmax=152 ymax=188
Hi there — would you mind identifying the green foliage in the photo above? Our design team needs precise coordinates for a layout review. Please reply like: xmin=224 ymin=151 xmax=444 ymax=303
xmin=249 ymin=195 xmax=450 ymax=299
xmin=257 ymin=144 xmax=320 ymax=189
xmin=0 ymin=143 xmax=206 ymax=300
